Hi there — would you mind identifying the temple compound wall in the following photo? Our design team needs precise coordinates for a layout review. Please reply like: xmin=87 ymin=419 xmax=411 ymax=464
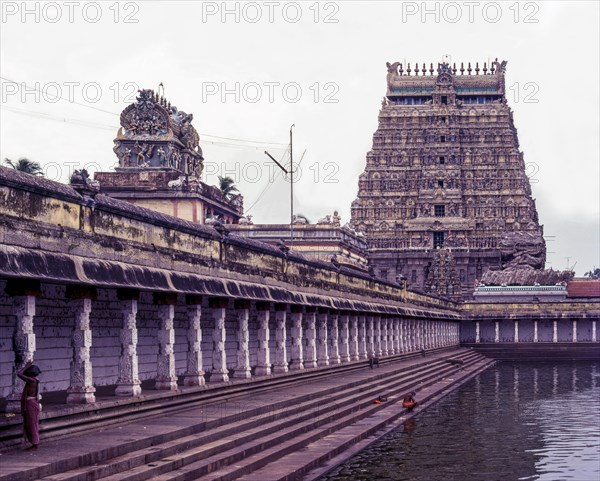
xmin=0 ymin=168 xmax=460 ymax=411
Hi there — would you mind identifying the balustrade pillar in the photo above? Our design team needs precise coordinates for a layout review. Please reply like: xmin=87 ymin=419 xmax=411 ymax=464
xmin=273 ymin=304 xmax=289 ymax=373
xmin=184 ymin=296 xmax=205 ymax=386
xmin=208 ymin=298 xmax=229 ymax=382
xmin=116 ymin=289 xmax=142 ymax=397
xmin=391 ymin=318 xmax=399 ymax=354
xmin=373 ymin=316 xmax=382 ymax=357
xmin=154 ymin=293 xmax=178 ymax=390
xmin=289 ymin=306 xmax=304 ymax=370
xmin=381 ymin=317 xmax=389 ymax=356
xmin=514 ymin=320 xmax=519 ymax=343
xmin=366 ymin=316 xmax=375 ymax=357
xmin=66 ymin=285 xmax=97 ymax=404
xmin=233 ymin=300 xmax=252 ymax=379
xmin=317 ymin=308 xmax=330 ymax=367
xmin=339 ymin=313 xmax=351 ymax=363
xmin=475 ymin=321 xmax=481 ymax=343
xmin=349 ymin=315 xmax=360 ymax=361
xmin=494 ymin=320 xmax=500 ymax=343
xmin=6 ymin=280 xmax=40 ymax=413
xmin=304 ymin=308 xmax=317 ymax=368
xmin=552 ymin=320 xmax=558 ymax=343
xmin=533 ymin=320 xmax=538 ymax=342
xmin=592 ymin=320 xmax=597 ymax=342
xmin=572 ymin=319 xmax=577 ymax=343
xmin=255 ymin=302 xmax=272 ymax=376
xmin=328 ymin=311 xmax=341 ymax=365
xmin=358 ymin=315 xmax=368 ymax=359
xmin=399 ymin=319 xmax=405 ymax=352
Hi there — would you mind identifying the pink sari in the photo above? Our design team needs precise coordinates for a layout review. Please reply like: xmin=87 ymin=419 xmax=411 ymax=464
xmin=22 ymin=397 xmax=40 ymax=445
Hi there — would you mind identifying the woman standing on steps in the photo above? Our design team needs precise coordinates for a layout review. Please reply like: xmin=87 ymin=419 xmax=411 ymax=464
xmin=17 ymin=360 xmax=42 ymax=450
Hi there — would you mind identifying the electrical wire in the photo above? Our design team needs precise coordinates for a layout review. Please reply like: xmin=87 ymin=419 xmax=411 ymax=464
xmin=1 ymin=76 xmax=288 ymax=148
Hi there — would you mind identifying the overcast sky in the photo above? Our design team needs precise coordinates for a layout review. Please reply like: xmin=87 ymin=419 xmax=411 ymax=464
xmin=1 ymin=1 xmax=598 ymax=276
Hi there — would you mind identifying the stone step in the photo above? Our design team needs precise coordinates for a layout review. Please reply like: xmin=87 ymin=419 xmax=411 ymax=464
xmin=94 ymin=353 xmax=483 ymax=481
xmin=193 ymin=355 xmax=492 ymax=481
xmin=1 ymin=348 xmax=477 ymax=481
xmin=234 ymin=356 xmax=494 ymax=481
xmin=38 ymin=355 xmax=470 ymax=481
xmin=0 ymin=347 xmax=456 ymax=450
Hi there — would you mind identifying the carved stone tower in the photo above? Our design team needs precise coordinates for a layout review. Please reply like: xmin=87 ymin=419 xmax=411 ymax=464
xmin=350 ymin=59 xmax=545 ymax=297
xmin=96 ymin=89 xmax=243 ymax=224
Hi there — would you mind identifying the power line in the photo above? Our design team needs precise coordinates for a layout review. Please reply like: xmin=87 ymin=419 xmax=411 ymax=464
xmin=1 ymin=76 xmax=288 ymax=147
xmin=0 ymin=76 xmax=119 ymax=116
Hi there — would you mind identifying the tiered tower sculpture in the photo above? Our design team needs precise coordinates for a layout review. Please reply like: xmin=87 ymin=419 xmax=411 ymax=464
xmin=351 ymin=59 xmax=545 ymax=296
xmin=113 ymin=89 xmax=203 ymax=178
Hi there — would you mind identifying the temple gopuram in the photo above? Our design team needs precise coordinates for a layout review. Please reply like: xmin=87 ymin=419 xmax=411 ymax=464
xmin=95 ymin=89 xmax=243 ymax=224
xmin=351 ymin=60 xmax=547 ymax=298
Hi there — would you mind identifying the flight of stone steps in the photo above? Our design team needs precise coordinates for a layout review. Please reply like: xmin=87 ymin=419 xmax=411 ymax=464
xmin=1 ymin=349 xmax=494 ymax=481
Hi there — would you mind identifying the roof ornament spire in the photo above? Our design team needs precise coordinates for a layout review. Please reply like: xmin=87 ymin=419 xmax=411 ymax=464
xmin=399 ymin=63 xmax=404 ymax=75
xmin=475 ymin=62 xmax=480 ymax=75
xmin=407 ymin=63 xmax=412 ymax=76
xmin=430 ymin=63 xmax=434 ymax=75
xmin=452 ymin=63 xmax=457 ymax=75
xmin=460 ymin=62 xmax=465 ymax=75
xmin=467 ymin=62 xmax=472 ymax=75
xmin=483 ymin=62 xmax=488 ymax=75
xmin=414 ymin=62 xmax=419 ymax=76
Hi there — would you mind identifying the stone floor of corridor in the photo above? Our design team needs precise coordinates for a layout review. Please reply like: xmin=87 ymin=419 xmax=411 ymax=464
xmin=0 ymin=350 xmax=459 ymax=478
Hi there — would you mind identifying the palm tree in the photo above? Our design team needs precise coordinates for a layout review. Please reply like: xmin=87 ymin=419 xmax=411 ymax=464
xmin=218 ymin=175 xmax=239 ymax=200
xmin=4 ymin=158 xmax=44 ymax=176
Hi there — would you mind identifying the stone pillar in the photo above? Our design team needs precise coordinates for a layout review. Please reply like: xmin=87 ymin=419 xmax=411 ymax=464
xmin=154 ymin=293 xmax=178 ymax=390
xmin=592 ymin=320 xmax=597 ymax=342
xmin=289 ymin=306 xmax=304 ymax=370
xmin=208 ymin=297 xmax=229 ymax=383
xmin=349 ymin=315 xmax=360 ymax=361
xmin=66 ymin=285 xmax=97 ymax=404
xmin=552 ymin=320 xmax=558 ymax=343
xmin=328 ymin=311 xmax=341 ymax=365
xmin=494 ymin=320 xmax=500 ymax=343
xmin=415 ymin=320 xmax=421 ymax=349
xmin=303 ymin=308 xmax=317 ymax=368
xmin=381 ymin=317 xmax=389 ymax=356
xmin=366 ymin=316 xmax=375 ymax=357
xmin=233 ymin=300 xmax=252 ymax=379
xmin=183 ymin=295 xmax=205 ymax=386
xmin=533 ymin=320 xmax=539 ymax=342
xmin=273 ymin=304 xmax=289 ymax=373
xmin=399 ymin=319 xmax=405 ymax=352
xmin=374 ymin=316 xmax=382 ymax=357
xmin=255 ymin=302 xmax=272 ymax=375
xmin=572 ymin=319 xmax=577 ymax=343
xmin=514 ymin=320 xmax=519 ymax=343
xmin=116 ymin=289 xmax=142 ymax=397
xmin=6 ymin=280 xmax=40 ymax=413
xmin=358 ymin=315 xmax=368 ymax=359
xmin=475 ymin=321 xmax=481 ymax=343
xmin=339 ymin=313 xmax=351 ymax=363
xmin=390 ymin=318 xmax=398 ymax=355
xmin=317 ymin=308 xmax=330 ymax=367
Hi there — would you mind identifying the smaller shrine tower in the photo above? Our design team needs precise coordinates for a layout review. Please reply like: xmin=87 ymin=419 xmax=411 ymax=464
xmin=96 ymin=89 xmax=243 ymax=224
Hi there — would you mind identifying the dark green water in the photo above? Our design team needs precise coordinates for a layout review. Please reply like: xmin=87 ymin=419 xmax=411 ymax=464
xmin=319 ymin=362 xmax=600 ymax=481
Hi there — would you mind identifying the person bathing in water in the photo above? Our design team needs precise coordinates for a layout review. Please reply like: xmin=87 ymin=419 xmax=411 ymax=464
xmin=402 ymin=391 xmax=418 ymax=412
xmin=17 ymin=360 xmax=42 ymax=450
